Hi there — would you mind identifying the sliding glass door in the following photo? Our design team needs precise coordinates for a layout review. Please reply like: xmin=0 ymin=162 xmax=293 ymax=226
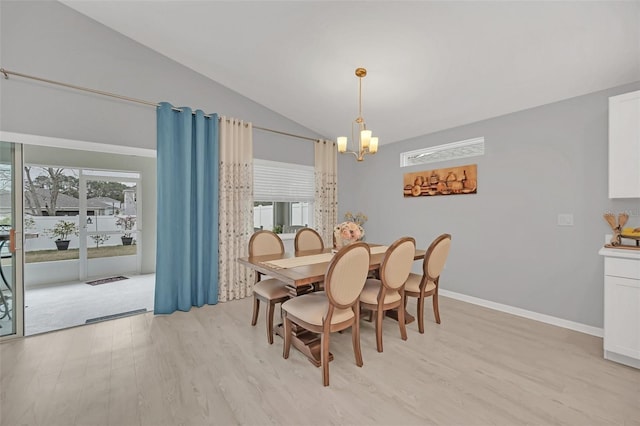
xmin=79 ymin=170 xmax=141 ymax=280
xmin=0 ymin=142 xmax=24 ymax=338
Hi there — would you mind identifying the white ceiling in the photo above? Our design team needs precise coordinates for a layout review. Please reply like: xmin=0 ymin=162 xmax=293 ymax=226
xmin=60 ymin=0 xmax=640 ymax=145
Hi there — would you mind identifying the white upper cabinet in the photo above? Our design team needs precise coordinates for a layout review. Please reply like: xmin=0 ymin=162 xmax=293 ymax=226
xmin=609 ymin=90 xmax=640 ymax=198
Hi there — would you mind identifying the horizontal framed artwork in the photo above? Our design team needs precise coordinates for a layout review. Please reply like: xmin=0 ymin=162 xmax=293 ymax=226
xmin=403 ymin=164 xmax=477 ymax=198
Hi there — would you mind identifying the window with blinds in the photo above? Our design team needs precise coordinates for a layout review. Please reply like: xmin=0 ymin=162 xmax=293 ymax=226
xmin=253 ymin=159 xmax=314 ymax=233
xmin=254 ymin=159 xmax=314 ymax=202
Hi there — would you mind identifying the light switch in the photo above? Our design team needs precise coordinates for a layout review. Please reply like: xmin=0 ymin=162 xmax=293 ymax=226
xmin=558 ymin=213 xmax=574 ymax=226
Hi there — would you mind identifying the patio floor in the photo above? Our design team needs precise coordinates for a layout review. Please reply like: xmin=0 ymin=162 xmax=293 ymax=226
xmin=23 ymin=273 xmax=155 ymax=335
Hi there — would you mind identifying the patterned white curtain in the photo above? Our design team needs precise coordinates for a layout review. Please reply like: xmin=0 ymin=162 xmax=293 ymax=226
xmin=218 ymin=117 xmax=254 ymax=302
xmin=313 ymin=139 xmax=338 ymax=247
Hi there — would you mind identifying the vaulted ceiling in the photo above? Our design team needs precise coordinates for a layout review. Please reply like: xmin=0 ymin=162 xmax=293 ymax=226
xmin=61 ymin=1 xmax=640 ymax=145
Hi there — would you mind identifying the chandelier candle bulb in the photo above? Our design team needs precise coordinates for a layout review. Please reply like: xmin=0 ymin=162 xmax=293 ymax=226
xmin=369 ymin=137 xmax=378 ymax=154
xmin=337 ymin=136 xmax=348 ymax=153
xmin=360 ymin=130 xmax=371 ymax=149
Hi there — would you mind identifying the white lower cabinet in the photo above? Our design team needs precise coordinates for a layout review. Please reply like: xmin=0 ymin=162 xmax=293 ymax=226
xmin=600 ymin=250 xmax=640 ymax=369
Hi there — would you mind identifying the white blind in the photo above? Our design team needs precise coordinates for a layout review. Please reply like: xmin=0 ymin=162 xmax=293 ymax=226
xmin=254 ymin=159 xmax=315 ymax=202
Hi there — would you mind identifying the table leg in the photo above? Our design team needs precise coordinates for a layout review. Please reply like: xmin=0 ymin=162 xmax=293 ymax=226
xmin=275 ymin=324 xmax=333 ymax=367
xmin=285 ymin=283 xmax=314 ymax=298
xmin=274 ymin=282 xmax=333 ymax=367
xmin=385 ymin=308 xmax=415 ymax=324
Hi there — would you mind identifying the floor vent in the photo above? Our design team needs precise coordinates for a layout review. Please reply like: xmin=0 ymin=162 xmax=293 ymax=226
xmin=86 ymin=276 xmax=129 ymax=286
xmin=85 ymin=308 xmax=147 ymax=324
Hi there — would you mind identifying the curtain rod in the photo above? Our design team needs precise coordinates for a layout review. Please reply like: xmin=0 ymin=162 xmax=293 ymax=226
xmin=0 ymin=67 xmax=321 ymax=143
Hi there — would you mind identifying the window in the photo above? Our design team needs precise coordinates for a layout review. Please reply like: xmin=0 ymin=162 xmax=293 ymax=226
xmin=400 ymin=137 xmax=485 ymax=167
xmin=253 ymin=159 xmax=314 ymax=233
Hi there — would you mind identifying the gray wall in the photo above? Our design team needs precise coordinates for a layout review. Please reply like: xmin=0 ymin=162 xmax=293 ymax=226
xmin=0 ymin=0 xmax=318 ymax=164
xmin=339 ymin=82 xmax=640 ymax=328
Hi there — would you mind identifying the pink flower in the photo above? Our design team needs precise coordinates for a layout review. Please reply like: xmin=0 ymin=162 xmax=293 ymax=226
xmin=334 ymin=221 xmax=365 ymax=248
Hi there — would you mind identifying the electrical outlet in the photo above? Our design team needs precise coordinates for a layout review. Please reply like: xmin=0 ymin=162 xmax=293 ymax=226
xmin=558 ymin=213 xmax=574 ymax=226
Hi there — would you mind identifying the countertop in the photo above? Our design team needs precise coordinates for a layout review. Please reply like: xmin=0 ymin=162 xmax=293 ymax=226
xmin=598 ymin=247 xmax=640 ymax=260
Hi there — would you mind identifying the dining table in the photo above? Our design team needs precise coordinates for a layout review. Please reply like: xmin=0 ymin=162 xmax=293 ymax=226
xmin=237 ymin=243 xmax=426 ymax=366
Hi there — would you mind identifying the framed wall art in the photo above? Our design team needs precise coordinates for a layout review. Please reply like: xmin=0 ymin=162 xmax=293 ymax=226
xmin=403 ymin=164 xmax=477 ymax=198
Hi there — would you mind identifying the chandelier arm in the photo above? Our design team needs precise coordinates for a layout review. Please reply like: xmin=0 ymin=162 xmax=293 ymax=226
xmin=339 ymin=149 xmax=362 ymax=160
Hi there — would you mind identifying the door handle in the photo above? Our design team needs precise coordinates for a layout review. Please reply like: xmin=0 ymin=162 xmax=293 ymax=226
xmin=9 ymin=228 xmax=15 ymax=253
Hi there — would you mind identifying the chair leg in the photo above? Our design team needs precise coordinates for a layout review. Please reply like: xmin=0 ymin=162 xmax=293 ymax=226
xmin=283 ymin=314 xmax=292 ymax=359
xmin=433 ymin=293 xmax=441 ymax=324
xmin=375 ymin=309 xmax=384 ymax=353
xmin=352 ymin=306 xmax=363 ymax=367
xmin=322 ymin=328 xmax=331 ymax=386
xmin=398 ymin=302 xmax=407 ymax=341
xmin=251 ymin=295 xmax=259 ymax=326
xmin=266 ymin=301 xmax=275 ymax=344
xmin=417 ymin=297 xmax=425 ymax=334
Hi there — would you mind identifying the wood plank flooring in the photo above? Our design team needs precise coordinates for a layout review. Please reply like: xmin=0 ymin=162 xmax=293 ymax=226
xmin=1 ymin=296 xmax=639 ymax=426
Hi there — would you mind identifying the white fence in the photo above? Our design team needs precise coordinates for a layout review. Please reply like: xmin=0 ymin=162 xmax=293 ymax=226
xmin=254 ymin=205 xmax=273 ymax=231
xmin=292 ymin=203 xmax=311 ymax=226
xmin=24 ymin=215 xmax=136 ymax=251
xmin=0 ymin=215 xmax=139 ymax=287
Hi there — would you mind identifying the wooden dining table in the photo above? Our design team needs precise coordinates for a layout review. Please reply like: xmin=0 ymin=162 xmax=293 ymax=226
xmin=237 ymin=243 xmax=426 ymax=366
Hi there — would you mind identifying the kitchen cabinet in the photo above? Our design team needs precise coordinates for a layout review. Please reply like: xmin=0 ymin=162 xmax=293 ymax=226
xmin=599 ymin=248 xmax=640 ymax=369
xmin=609 ymin=90 xmax=640 ymax=198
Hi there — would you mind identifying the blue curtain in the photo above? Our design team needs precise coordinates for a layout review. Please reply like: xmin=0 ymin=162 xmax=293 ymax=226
xmin=155 ymin=102 xmax=219 ymax=314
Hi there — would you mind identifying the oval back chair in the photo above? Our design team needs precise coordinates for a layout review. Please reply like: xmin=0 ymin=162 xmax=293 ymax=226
xmin=359 ymin=237 xmax=416 ymax=352
xmin=249 ymin=230 xmax=290 ymax=344
xmin=294 ymin=227 xmax=325 ymax=252
xmin=282 ymin=242 xmax=371 ymax=386
xmin=404 ymin=233 xmax=452 ymax=333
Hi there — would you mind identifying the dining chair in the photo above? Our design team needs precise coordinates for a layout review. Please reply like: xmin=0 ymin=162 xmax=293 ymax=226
xmin=282 ymin=242 xmax=371 ymax=386
xmin=294 ymin=227 xmax=325 ymax=252
xmin=404 ymin=233 xmax=452 ymax=333
xmin=359 ymin=237 xmax=416 ymax=353
xmin=295 ymin=228 xmax=326 ymax=291
xmin=249 ymin=230 xmax=290 ymax=344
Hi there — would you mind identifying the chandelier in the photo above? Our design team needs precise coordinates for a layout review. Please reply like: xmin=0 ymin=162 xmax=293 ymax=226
xmin=337 ymin=67 xmax=379 ymax=161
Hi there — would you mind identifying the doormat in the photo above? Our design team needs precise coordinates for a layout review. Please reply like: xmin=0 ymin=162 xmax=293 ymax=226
xmin=85 ymin=308 xmax=147 ymax=324
xmin=86 ymin=276 xmax=129 ymax=286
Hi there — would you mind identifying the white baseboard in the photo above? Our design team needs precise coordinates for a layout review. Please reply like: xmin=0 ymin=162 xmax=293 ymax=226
xmin=604 ymin=350 xmax=640 ymax=369
xmin=439 ymin=289 xmax=604 ymax=338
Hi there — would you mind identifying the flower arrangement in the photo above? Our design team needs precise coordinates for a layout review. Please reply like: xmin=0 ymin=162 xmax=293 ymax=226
xmin=333 ymin=221 xmax=365 ymax=249
xmin=344 ymin=211 xmax=368 ymax=227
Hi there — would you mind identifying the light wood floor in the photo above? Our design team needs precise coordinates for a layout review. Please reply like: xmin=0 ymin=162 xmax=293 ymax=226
xmin=1 ymin=296 xmax=639 ymax=426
